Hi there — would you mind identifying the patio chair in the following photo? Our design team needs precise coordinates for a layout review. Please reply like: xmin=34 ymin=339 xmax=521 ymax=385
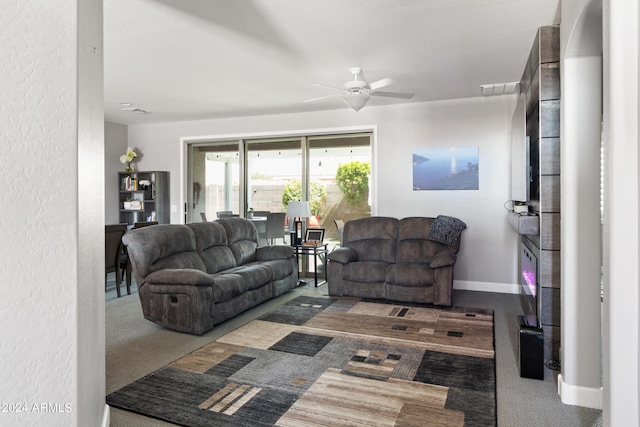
xmin=334 ymin=219 xmax=345 ymax=246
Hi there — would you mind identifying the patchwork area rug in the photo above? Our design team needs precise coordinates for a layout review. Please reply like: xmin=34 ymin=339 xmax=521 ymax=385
xmin=107 ymin=296 xmax=496 ymax=426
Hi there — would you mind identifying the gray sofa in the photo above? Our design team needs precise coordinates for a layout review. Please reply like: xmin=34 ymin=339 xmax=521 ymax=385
xmin=122 ymin=217 xmax=298 ymax=334
xmin=326 ymin=216 xmax=465 ymax=306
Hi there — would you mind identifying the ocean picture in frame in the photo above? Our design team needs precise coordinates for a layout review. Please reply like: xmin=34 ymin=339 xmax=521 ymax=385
xmin=413 ymin=146 xmax=479 ymax=190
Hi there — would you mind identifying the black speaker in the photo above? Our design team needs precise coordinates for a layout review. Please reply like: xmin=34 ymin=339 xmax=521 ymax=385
xmin=518 ymin=315 xmax=544 ymax=380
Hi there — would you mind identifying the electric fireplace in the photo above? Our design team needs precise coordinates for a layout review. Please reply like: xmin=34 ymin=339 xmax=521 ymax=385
xmin=520 ymin=240 xmax=540 ymax=328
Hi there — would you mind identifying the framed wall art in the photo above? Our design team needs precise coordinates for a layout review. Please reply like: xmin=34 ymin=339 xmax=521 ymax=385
xmin=413 ymin=146 xmax=479 ymax=190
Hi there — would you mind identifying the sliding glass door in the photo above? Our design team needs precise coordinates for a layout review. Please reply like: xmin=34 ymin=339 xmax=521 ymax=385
xmin=185 ymin=131 xmax=372 ymax=248
xmin=308 ymin=134 xmax=371 ymax=242
xmin=245 ymin=138 xmax=302 ymax=216
xmin=186 ymin=142 xmax=240 ymax=223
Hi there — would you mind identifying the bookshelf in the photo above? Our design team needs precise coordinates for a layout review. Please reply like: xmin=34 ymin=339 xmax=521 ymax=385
xmin=118 ymin=171 xmax=169 ymax=225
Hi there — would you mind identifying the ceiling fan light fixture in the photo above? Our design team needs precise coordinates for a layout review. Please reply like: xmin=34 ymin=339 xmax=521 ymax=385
xmin=342 ymin=91 xmax=370 ymax=112
xmin=305 ymin=67 xmax=413 ymax=111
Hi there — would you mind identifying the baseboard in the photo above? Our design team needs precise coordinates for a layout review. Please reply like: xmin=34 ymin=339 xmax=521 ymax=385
xmin=557 ymin=374 xmax=603 ymax=409
xmin=453 ymin=280 xmax=520 ymax=295
xmin=102 ymin=404 xmax=110 ymax=427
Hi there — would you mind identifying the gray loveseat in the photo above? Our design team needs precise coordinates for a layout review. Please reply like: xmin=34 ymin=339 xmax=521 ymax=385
xmin=327 ymin=216 xmax=465 ymax=306
xmin=122 ymin=217 xmax=298 ymax=334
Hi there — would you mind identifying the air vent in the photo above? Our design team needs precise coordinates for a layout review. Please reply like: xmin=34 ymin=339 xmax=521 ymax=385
xmin=480 ymin=82 xmax=519 ymax=96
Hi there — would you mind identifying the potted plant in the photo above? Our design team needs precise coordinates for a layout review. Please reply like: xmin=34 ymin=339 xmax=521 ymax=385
xmin=119 ymin=147 xmax=138 ymax=172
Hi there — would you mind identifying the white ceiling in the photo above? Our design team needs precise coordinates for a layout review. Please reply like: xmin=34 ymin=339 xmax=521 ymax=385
xmin=104 ymin=0 xmax=561 ymax=126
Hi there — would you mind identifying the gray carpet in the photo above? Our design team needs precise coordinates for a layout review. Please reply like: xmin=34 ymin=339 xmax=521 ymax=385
xmin=106 ymin=286 xmax=603 ymax=426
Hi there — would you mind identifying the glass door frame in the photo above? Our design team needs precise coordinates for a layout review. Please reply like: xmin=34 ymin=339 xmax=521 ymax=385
xmin=183 ymin=139 xmax=245 ymax=224
xmin=180 ymin=125 xmax=378 ymax=224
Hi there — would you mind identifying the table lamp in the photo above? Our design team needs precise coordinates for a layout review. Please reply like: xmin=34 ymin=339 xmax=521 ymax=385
xmin=286 ymin=201 xmax=311 ymax=246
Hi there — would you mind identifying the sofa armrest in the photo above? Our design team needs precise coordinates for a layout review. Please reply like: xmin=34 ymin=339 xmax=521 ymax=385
xmin=327 ymin=247 xmax=357 ymax=264
xmin=255 ymin=245 xmax=295 ymax=261
xmin=145 ymin=268 xmax=216 ymax=286
xmin=430 ymin=251 xmax=457 ymax=268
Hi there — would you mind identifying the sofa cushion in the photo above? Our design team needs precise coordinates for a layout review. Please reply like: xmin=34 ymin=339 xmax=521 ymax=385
xmin=211 ymin=274 xmax=248 ymax=302
xmin=187 ymin=222 xmax=237 ymax=273
xmin=342 ymin=260 xmax=389 ymax=283
xmin=218 ymin=217 xmax=258 ymax=265
xmin=254 ymin=259 xmax=295 ymax=281
xmin=386 ymin=262 xmax=434 ymax=286
xmin=123 ymin=224 xmax=205 ymax=277
xmin=327 ymin=247 xmax=357 ymax=264
xmin=255 ymin=245 xmax=295 ymax=261
xmin=396 ymin=217 xmax=443 ymax=263
xmin=343 ymin=217 xmax=398 ymax=263
xmin=219 ymin=264 xmax=272 ymax=292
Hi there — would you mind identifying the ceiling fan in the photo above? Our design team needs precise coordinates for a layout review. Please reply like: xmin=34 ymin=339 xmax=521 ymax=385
xmin=304 ymin=67 xmax=414 ymax=112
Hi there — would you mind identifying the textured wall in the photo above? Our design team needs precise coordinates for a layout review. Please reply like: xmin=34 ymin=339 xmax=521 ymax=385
xmin=0 ymin=1 xmax=105 ymax=426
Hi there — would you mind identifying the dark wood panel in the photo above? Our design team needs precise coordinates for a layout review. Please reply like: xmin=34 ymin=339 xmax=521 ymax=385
xmin=540 ymin=100 xmax=561 ymax=138
xmin=540 ymin=25 xmax=560 ymax=63
xmin=540 ymin=138 xmax=561 ymax=175
xmin=540 ymin=287 xmax=561 ymax=327
xmin=528 ymin=68 xmax=540 ymax=117
xmin=539 ymin=249 xmax=561 ymax=288
xmin=540 ymin=213 xmax=561 ymax=250
xmin=540 ymin=175 xmax=561 ymax=212
xmin=543 ymin=325 xmax=561 ymax=362
xmin=540 ymin=63 xmax=561 ymax=101
xmin=527 ymin=105 xmax=539 ymax=145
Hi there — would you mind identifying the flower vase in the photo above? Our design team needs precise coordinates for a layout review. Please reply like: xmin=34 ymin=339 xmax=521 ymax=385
xmin=125 ymin=162 xmax=133 ymax=172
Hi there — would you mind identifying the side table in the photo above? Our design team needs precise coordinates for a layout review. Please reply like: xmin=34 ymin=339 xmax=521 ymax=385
xmin=294 ymin=243 xmax=328 ymax=287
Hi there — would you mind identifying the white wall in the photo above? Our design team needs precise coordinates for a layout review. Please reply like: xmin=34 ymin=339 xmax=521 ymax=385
xmin=105 ymin=121 xmax=128 ymax=224
xmin=602 ymin=0 xmax=640 ymax=425
xmin=126 ymin=95 xmax=520 ymax=291
xmin=0 ymin=1 xmax=106 ymax=426
xmin=559 ymin=0 xmax=604 ymax=409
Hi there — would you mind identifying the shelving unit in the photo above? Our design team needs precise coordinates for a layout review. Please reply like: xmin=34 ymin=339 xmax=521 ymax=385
xmin=118 ymin=171 xmax=169 ymax=226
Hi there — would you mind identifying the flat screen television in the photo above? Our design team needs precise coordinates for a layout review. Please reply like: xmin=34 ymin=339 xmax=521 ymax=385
xmin=510 ymin=90 xmax=529 ymax=204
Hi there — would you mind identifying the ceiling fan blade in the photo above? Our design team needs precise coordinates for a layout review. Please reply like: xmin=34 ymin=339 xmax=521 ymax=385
xmin=303 ymin=93 xmax=343 ymax=103
xmin=371 ymin=90 xmax=414 ymax=99
xmin=312 ymin=83 xmax=344 ymax=91
xmin=369 ymin=77 xmax=395 ymax=90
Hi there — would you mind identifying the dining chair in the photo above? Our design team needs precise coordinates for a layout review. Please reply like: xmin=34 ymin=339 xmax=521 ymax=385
xmin=265 ymin=212 xmax=287 ymax=245
xmin=120 ymin=221 xmax=158 ymax=294
xmin=105 ymin=224 xmax=128 ymax=298
xmin=200 ymin=212 xmax=208 ymax=221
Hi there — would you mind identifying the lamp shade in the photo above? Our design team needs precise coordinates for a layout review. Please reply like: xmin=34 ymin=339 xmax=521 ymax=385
xmin=286 ymin=201 xmax=311 ymax=218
